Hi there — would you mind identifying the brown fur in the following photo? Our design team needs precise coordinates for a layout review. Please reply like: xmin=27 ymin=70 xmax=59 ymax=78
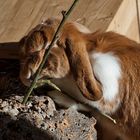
xmin=19 ymin=18 xmax=140 ymax=139
xmin=19 ymin=18 xmax=62 ymax=85
xmin=58 ymin=24 xmax=140 ymax=139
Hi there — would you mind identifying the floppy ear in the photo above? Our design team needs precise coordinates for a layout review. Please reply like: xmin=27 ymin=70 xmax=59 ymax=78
xmin=61 ymin=37 xmax=102 ymax=101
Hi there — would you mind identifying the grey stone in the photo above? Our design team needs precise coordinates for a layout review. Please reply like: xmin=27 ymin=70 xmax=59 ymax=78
xmin=0 ymin=95 xmax=97 ymax=140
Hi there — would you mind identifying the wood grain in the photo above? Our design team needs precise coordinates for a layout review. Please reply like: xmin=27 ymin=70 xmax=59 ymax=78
xmin=0 ymin=0 xmax=122 ymax=42
xmin=107 ymin=0 xmax=140 ymax=42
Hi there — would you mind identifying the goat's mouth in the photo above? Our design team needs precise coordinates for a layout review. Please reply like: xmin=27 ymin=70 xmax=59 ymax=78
xmin=20 ymin=69 xmax=34 ymax=86
xmin=20 ymin=69 xmax=53 ymax=87
xmin=20 ymin=76 xmax=32 ymax=87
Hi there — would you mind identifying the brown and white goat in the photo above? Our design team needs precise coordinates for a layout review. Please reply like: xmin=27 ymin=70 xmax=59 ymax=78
xmin=19 ymin=18 xmax=140 ymax=140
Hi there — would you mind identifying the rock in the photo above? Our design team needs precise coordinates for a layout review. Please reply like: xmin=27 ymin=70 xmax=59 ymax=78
xmin=46 ymin=108 xmax=97 ymax=140
xmin=0 ymin=95 xmax=97 ymax=140
xmin=0 ymin=58 xmax=97 ymax=139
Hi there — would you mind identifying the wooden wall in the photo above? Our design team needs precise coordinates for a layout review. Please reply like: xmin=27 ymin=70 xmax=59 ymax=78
xmin=0 ymin=0 xmax=139 ymax=42
xmin=0 ymin=0 xmax=122 ymax=42
xmin=107 ymin=0 xmax=140 ymax=42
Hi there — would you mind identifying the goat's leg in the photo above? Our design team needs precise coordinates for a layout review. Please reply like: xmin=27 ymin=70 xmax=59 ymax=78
xmin=58 ymin=35 xmax=102 ymax=101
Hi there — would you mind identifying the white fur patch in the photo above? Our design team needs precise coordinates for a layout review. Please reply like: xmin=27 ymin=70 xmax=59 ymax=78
xmin=45 ymin=41 xmax=51 ymax=49
xmin=91 ymin=52 xmax=121 ymax=101
xmin=73 ymin=22 xmax=91 ymax=33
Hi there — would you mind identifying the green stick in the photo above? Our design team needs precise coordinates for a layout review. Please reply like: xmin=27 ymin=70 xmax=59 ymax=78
xmin=35 ymin=79 xmax=61 ymax=92
xmin=22 ymin=0 xmax=79 ymax=104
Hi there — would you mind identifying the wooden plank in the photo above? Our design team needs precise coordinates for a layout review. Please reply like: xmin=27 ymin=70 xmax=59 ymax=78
xmin=107 ymin=0 xmax=140 ymax=42
xmin=0 ymin=0 xmax=122 ymax=42
xmin=0 ymin=42 xmax=19 ymax=59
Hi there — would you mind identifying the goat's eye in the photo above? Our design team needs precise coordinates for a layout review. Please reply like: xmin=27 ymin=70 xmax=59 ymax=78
xmin=27 ymin=53 xmax=38 ymax=63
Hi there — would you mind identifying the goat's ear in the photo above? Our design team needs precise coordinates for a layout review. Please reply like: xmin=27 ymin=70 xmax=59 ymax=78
xmin=63 ymin=38 xmax=102 ymax=101
xmin=22 ymin=31 xmax=47 ymax=53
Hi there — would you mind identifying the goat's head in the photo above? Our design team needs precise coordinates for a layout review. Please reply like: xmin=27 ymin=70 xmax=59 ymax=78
xmin=19 ymin=18 xmax=70 ymax=86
